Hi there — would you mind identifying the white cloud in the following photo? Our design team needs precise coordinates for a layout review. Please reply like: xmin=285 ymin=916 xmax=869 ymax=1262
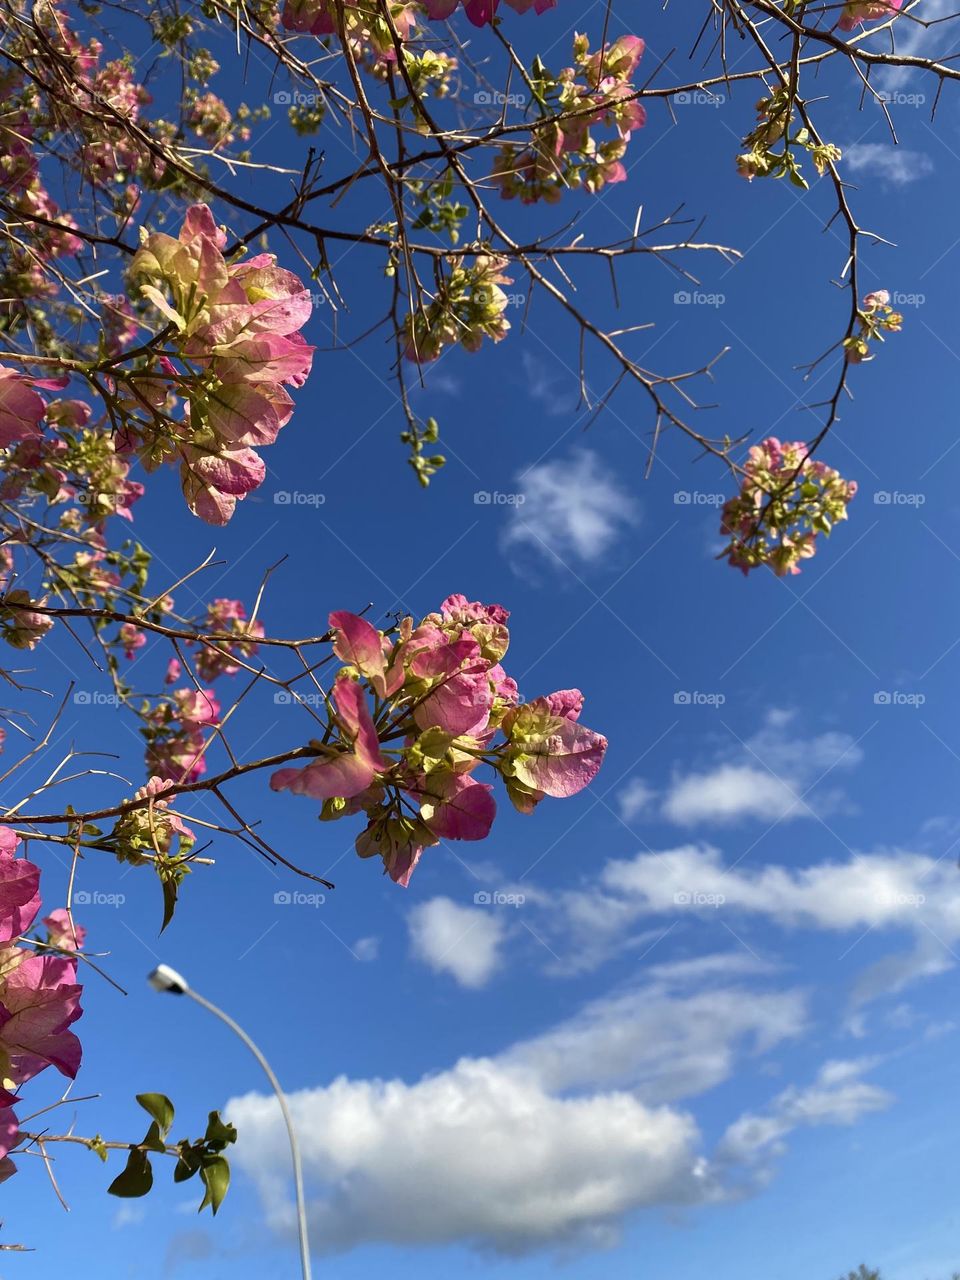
xmin=502 ymin=449 xmax=639 ymax=566
xmin=599 ymin=843 xmax=960 ymax=945
xmin=874 ymin=0 xmax=954 ymax=90
xmin=228 ymin=1060 xmax=706 ymax=1255
xmin=844 ymin=143 xmax=933 ymax=186
xmin=618 ymin=777 xmax=657 ymax=822
xmin=503 ymin=980 xmax=808 ymax=1103
xmin=407 ymin=897 xmax=506 ymax=988
xmin=662 ymin=763 xmax=805 ymax=825
xmin=351 ymin=936 xmax=379 ymax=962
xmin=719 ymin=1058 xmax=893 ymax=1166
xmin=660 ymin=714 xmax=862 ymax=826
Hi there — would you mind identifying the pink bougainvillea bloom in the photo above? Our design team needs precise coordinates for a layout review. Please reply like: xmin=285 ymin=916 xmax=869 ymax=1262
xmin=329 ymin=610 xmax=404 ymax=698
xmin=504 ymin=703 xmax=608 ymax=798
xmin=527 ymin=688 xmax=584 ymax=722
xmin=0 ymin=829 xmax=40 ymax=944
xmin=271 ymin=676 xmax=389 ymax=800
xmin=0 ymin=367 xmax=46 ymax=448
xmin=0 ymin=1096 xmax=18 ymax=1182
xmin=0 ymin=954 xmax=83 ymax=1085
xmin=41 ymin=909 xmax=86 ymax=952
xmin=838 ymin=0 xmax=903 ymax=29
xmin=164 ymin=658 xmax=182 ymax=685
xmin=172 ymin=688 xmax=220 ymax=730
xmin=417 ymin=773 xmax=496 ymax=841
xmin=119 ymin=622 xmax=146 ymax=660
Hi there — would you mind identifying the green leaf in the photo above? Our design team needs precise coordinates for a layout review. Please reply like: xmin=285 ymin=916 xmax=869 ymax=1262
xmin=204 ymin=1111 xmax=237 ymax=1150
xmin=198 ymin=1155 xmax=231 ymax=1215
xmin=174 ymin=1144 xmax=202 ymax=1183
xmin=137 ymin=1092 xmax=175 ymax=1138
xmin=108 ymin=1147 xmax=154 ymax=1198
xmin=90 ymin=1135 xmax=108 ymax=1163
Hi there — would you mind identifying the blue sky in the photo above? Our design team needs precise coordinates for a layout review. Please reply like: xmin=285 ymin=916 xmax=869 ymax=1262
xmin=5 ymin=2 xmax=960 ymax=1277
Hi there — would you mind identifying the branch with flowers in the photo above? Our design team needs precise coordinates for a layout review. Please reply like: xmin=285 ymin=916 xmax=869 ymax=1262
xmin=0 ymin=0 xmax=954 ymax=1244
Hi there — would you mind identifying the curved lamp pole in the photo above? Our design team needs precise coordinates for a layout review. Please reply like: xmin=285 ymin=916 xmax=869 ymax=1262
xmin=148 ymin=964 xmax=313 ymax=1280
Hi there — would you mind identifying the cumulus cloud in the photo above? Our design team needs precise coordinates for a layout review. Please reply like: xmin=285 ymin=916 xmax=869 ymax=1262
xmin=844 ymin=143 xmax=933 ymax=186
xmin=502 ymin=448 xmax=639 ymax=566
xmin=660 ymin=712 xmax=862 ymax=826
xmin=407 ymin=896 xmax=506 ymax=988
xmin=226 ymin=961 xmax=812 ymax=1256
xmin=229 ymin=1061 xmax=706 ymax=1256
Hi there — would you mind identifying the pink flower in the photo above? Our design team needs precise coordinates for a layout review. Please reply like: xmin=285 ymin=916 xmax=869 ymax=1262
xmin=503 ymin=701 xmax=607 ymax=799
xmin=329 ymin=610 xmax=404 ymax=698
xmin=42 ymin=909 xmax=86 ymax=952
xmin=0 ymin=367 xmax=46 ymax=448
xmin=0 ymin=954 xmax=83 ymax=1085
xmin=172 ymin=688 xmax=220 ymax=730
xmin=839 ymin=0 xmax=903 ymax=30
xmin=0 ymin=828 xmax=40 ymax=944
xmin=118 ymin=622 xmax=146 ymax=659
xmin=417 ymin=772 xmax=496 ymax=841
xmin=0 ymin=1097 xmax=19 ymax=1183
xmin=271 ymin=676 xmax=389 ymax=800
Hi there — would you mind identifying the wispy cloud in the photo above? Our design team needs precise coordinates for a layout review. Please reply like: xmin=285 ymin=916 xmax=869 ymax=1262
xmin=502 ymin=448 xmax=639 ymax=567
xmin=844 ymin=143 xmax=933 ymax=186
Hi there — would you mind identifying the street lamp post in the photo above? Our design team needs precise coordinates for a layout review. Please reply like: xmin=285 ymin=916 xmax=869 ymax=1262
xmin=148 ymin=964 xmax=313 ymax=1280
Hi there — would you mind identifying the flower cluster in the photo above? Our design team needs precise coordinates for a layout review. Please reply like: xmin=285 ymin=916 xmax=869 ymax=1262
xmin=282 ymin=0 xmax=418 ymax=66
xmin=404 ymin=255 xmax=513 ymax=362
xmin=127 ymin=204 xmax=315 ymax=523
xmin=422 ymin=0 xmax=555 ymax=26
xmin=271 ymin=595 xmax=607 ymax=885
xmin=491 ymin=34 xmax=646 ymax=203
xmin=736 ymin=88 xmax=841 ymax=186
xmin=839 ymin=0 xmax=904 ymax=31
xmin=720 ymin=438 xmax=857 ymax=576
xmin=136 ymin=597 xmax=262 ymax=781
xmin=0 ymin=827 xmax=84 ymax=1183
xmin=844 ymin=289 xmax=904 ymax=363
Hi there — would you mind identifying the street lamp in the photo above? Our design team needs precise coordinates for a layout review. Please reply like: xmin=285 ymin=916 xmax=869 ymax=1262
xmin=148 ymin=964 xmax=313 ymax=1280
